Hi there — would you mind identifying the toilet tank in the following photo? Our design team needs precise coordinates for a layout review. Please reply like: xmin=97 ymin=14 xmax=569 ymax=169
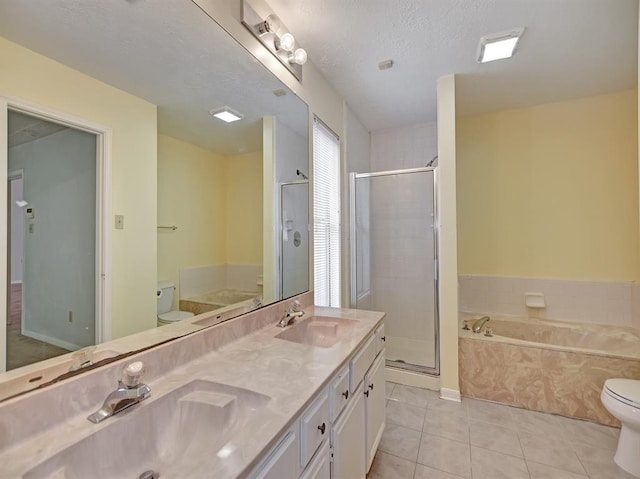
xmin=157 ymin=281 xmax=175 ymax=314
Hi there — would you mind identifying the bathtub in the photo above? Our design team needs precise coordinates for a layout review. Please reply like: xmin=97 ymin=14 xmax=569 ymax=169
xmin=459 ymin=314 xmax=640 ymax=426
xmin=180 ymin=289 xmax=259 ymax=316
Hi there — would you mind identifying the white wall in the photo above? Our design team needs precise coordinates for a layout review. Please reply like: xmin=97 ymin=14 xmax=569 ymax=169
xmin=370 ymin=122 xmax=437 ymax=172
xmin=9 ymin=177 xmax=23 ymax=284
xmin=9 ymin=128 xmax=96 ymax=350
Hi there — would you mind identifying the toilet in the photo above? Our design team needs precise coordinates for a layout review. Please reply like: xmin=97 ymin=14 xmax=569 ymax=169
xmin=157 ymin=281 xmax=194 ymax=326
xmin=601 ymin=378 xmax=640 ymax=478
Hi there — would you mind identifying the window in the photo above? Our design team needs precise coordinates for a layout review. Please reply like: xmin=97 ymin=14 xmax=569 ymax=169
xmin=313 ymin=117 xmax=341 ymax=307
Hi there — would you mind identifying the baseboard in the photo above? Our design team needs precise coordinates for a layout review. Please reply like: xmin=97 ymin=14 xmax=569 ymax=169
xmin=21 ymin=329 xmax=82 ymax=352
xmin=386 ymin=367 xmax=441 ymax=391
xmin=440 ymin=387 xmax=462 ymax=402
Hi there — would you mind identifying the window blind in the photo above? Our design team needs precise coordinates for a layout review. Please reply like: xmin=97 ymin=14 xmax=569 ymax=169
xmin=313 ymin=117 xmax=341 ymax=307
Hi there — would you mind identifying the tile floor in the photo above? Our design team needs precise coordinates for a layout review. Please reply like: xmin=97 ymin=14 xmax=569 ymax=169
xmin=367 ymin=382 xmax=636 ymax=479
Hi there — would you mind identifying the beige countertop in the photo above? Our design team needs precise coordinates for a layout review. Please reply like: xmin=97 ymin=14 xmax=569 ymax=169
xmin=0 ymin=304 xmax=384 ymax=479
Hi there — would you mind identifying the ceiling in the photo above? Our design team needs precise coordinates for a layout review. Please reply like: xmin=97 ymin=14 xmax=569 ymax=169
xmin=8 ymin=112 xmax=68 ymax=149
xmin=268 ymin=0 xmax=639 ymax=130
xmin=0 ymin=0 xmax=307 ymax=155
xmin=0 ymin=1 xmax=636 ymax=137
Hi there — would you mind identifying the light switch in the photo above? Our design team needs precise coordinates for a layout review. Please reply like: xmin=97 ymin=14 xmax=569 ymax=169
xmin=115 ymin=215 xmax=124 ymax=230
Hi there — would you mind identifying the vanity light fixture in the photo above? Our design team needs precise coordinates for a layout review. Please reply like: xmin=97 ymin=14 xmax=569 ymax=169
xmin=209 ymin=106 xmax=244 ymax=123
xmin=242 ymin=0 xmax=307 ymax=81
xmin=477 ymin=27 xmax=525 ymax=63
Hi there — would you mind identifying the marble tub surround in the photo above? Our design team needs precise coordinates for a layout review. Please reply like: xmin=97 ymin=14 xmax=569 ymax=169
xmin=459 ymin=314 xmax=640 ymax=426
xmin=0 ymin=295 xmax=385 ymax=478
xmin=459 ymin=275 xmax=638 ymax=328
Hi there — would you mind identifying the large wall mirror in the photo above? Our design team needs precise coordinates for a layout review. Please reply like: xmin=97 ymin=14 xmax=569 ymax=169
xmin=0 ymin=0 xmax=309 ymax=399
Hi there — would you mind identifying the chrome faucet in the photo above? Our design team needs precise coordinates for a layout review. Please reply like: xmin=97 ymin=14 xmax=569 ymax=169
xmin=277 ymin=300 xmax=305 ymax=327
xmin=472 ymin=316 xmax=491 ymax=333
xmin=87 ymin=361 xmax=151 ymax=424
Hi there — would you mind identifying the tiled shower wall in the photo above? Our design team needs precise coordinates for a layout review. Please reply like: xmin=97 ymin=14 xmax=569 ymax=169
xmin=459 ymin=275 xmax=640 ymax=328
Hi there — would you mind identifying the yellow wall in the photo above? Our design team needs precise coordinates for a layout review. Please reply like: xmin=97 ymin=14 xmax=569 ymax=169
xmin=157 ymin=135 xmax=263 ymax=305
xmin=225 ymin=151 xmax=263 ymax=265
xmin=157 ymin=135 xmax=227 ymax=301
xmin=437 ymin=75 xmax=460 ymax=395
xmin=457 ymin=89 xmax=639 ymax=282
xmin=0 ymin=37 xmax=158 ymax=338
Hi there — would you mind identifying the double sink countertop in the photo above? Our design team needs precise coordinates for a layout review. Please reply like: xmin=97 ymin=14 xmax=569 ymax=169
xmin=0 ymin=305 xmax=384 ymax=479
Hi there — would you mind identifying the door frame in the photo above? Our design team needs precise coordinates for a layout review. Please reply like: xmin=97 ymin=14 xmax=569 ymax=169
xmin=7 ymin=169 xmax=24 ymax=337
xmin=0 ymin=95 xmax=113 ymax=372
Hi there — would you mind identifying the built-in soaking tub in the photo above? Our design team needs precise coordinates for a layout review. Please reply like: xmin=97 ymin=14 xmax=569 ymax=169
xmin=180 ymin=289 xmax=259 ymax=316
xmin=459 ymin=313 xmax=640 ymax=426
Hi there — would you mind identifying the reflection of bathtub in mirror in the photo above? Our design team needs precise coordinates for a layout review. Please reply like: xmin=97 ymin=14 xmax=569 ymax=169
xmin=181 ymin=290 xmax=260 ymax=316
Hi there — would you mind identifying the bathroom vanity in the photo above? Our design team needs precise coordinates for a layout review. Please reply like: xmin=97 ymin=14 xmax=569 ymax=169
xmin=0 ymin=295 xmax=385 ymax=479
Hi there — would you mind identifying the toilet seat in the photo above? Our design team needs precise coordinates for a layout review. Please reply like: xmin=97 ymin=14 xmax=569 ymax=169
xmin=604 ymin=379 xmax=640 ymax=409
xmin=158 ymin=311 xmax=194 ymax=323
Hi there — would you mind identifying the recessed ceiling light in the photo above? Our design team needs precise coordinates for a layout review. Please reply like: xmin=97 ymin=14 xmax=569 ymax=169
xmin=209 ymin=106 xmax=244 ymax=123
xmin=477 ymin=28 xmax=525 ymax=63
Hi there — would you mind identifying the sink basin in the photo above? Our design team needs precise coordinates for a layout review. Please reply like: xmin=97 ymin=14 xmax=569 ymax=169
xmin=275 ymin=316 xmax=358 ymax=348
xmin=25 ymin=380 xmax=270 ymax=479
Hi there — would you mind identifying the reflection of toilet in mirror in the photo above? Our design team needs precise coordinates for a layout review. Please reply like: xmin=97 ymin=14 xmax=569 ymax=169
xmin=601 ymin=379 xmax=640 ymax=477
xmin=157 ymin=282 xmax=194 ymax=326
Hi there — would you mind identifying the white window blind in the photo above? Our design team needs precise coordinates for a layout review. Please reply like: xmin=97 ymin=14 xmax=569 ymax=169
xmin=313 ymin=117 xmax=341 ymax=307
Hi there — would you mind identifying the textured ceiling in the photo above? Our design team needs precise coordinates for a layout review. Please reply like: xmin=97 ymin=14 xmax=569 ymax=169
xmin=267 ymin=0 xmax=638 ymax=130
xmin=0 ymin=0 xmax=308 ymax=155
xmin=7 ymin=111 xmax=68 ymax=149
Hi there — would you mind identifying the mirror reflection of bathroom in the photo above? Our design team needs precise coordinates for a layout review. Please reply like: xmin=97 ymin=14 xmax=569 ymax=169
xmin=6 ymin=110 xmax=98 ymax=370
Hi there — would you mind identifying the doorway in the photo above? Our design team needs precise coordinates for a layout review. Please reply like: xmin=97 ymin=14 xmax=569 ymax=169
xmin=0 ymin=99 xmax=112 ymax=372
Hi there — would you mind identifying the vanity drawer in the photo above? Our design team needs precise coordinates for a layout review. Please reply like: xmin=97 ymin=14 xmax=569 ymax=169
xmin=329 ymin=366 xmax=350 ymax=422
xmin=300 ymin=390 xmax=330 ymax=468
xmin=349 ymin=334 xmax=376 ymax=393
xmin=375 ymin=323 xmax=386 ymax=354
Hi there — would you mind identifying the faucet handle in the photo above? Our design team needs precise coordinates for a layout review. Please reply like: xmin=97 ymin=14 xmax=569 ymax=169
xmin=121 ymin=361 xmax=145 ymax=388
xmin=291 ymin=299 xmax=302 ymax=312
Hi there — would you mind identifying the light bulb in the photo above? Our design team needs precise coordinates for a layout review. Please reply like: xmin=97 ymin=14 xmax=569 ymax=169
xmin=289 ymin=48 xmax=307 ymax=65
xmin=264 ymin=14 xmax=285 ymax=37
xmin=279 ymin=32 xmax=295 ymax=52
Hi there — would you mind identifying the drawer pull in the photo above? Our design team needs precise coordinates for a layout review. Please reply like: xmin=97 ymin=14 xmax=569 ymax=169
xmin=318 ymin=422 xmax=326 ymax=435
xmin=380 ymin=336 xmax=386 ymax=342
xmin=342 ymin=389 xmax=349 ymax=400
xmin=368 ymin=383 xmax=374 ymax=391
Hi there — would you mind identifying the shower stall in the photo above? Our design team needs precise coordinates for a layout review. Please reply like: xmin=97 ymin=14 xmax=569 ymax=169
xmin=349 ymin=167 xmax=439 ymax=374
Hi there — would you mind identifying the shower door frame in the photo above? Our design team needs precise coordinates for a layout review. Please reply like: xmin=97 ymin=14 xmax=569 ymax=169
xmin=349 ymin=167 xmax=440 ymax=376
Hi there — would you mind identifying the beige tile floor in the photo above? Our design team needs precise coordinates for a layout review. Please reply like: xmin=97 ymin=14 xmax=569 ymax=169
xmin=367 ymin=382 xmax=636 ymax=479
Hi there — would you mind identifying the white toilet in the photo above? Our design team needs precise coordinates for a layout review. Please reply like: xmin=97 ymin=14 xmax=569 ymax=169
xmin=157 ymin=281 xmax=194 ymax=326
xmin=601 ymin=378 xmax=640 ymax=478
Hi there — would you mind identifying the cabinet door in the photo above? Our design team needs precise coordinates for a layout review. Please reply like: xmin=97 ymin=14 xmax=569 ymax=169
xmin=330 ymin=382 xmax=365 ymax=479
xmin=364 ymin=350 xmax=386 ymax=472
xmin=251 ymin=427 xmax=300 ymax=479
xmin=301 ymin=441 xmax=331 ymax=479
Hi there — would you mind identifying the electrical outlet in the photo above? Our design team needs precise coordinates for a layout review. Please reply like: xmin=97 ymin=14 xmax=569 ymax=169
xmin=115 ymin=215 xmax=124 ymax=230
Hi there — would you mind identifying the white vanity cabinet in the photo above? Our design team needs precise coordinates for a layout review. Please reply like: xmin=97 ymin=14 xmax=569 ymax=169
xmin=249 ymin=320 xmax=385 ymax=479
xmin=330 ymin=381 xmax=365 ymax=479
xmin=251 ymin=426 xmax=301 ymax=479
xmin=364 ymin=350 xmax=386 ymax=471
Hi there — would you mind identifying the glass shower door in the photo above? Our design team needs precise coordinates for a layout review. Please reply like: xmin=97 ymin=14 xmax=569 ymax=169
xmin=350 ymin=168 xmax=438 ymax=372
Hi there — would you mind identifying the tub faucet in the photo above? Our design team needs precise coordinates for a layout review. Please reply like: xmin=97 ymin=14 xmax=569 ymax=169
xmin=277 ymin=300 xmax=305 ymax=327
xmin=87 ymin=361 xmax=151 ymax=424
xmin=472 ymin=316 xmax=491 ymax=333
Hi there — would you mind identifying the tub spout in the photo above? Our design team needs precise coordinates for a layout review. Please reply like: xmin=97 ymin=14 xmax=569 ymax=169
xmin=472 ymin=316 xmax=490 ymax=333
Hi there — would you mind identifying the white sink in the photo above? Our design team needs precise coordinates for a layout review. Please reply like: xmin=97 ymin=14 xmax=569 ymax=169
xmin=25 ymin=380 xmax=270 ymax=479
xmin=275 ymin=316 xmax=358 ymax=348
